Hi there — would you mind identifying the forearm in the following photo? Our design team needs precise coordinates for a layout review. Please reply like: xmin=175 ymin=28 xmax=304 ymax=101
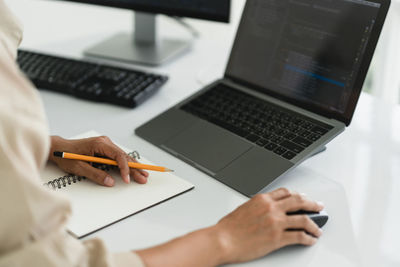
xmin=136 ymin=226 xmax=227 ymax=267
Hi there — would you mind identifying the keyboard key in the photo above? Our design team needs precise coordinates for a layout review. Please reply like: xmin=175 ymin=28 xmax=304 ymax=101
xmin=283 ymin=151 xmax=297 ymax=160
xmin=284 ymin=133 xmax=296 ymax=140
xmin=274 ymin=128 xmax=285 ymax=135
xmin=280 ymin=140 xmax=304 ymax=153
xmin=256 ymin=138 xmax=269 ymax=147
xmin=300 ymin=130 xmax=311 ymax=138
xmin=246 ymin=134 xmax=260 ymax=142
xmin=281 ymin=130 xmax=289 ymax=136
xmin=270 ymin=136 xmax=283 ymax=144
xmin=274 ymin=147 xmax=287 ymax=155
xmin=292 ymin=127 xmax=302 ymax=134
xmin=293 ymin=136 xmax=312 ymax=147
xmin=311 ymin=126 xmax=329 ymax=135
xmin=292 ymin=118 xmax=305 ymax=125
xmin=254 ymin=128 xmax=264 ymax=136
xmin=263 ymin=132 xmax=273 ymax=139
xmin=302 ymin=122 xmax=314 ymax=130
xmin=307 ymin=133 xmax=321 ymax=142
xmin=265 ymin=142 xmax=278 ymax=151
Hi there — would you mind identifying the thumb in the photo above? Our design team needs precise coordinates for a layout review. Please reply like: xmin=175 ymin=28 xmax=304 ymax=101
xmin=71 ymin=161 xmax=115 ymax=187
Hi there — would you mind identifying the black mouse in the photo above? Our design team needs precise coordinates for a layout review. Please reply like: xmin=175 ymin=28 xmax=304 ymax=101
xmin=287 ymin=210 xmax=329 ymax=228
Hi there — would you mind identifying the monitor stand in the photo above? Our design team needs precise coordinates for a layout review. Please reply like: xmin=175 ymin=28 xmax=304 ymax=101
xmin=85 ymin=12 xmax=192 ymax=66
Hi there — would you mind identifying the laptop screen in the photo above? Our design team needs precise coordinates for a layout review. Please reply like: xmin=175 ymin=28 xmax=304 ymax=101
xmin=225 ymin=0 xmax=389 ymax=125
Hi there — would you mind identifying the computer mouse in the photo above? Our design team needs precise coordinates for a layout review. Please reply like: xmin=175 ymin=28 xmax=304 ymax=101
xmin=287 ymin=210 xmax=329 ymax=228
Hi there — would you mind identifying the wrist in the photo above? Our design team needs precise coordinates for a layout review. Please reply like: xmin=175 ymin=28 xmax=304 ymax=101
xmin=205 ymin=224 xmax=232 ymax=266
xmin=135 ymin=226 xmax=230 ymax=267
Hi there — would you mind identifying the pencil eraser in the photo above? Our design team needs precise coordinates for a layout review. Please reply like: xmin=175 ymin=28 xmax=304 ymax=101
xmin=53 ymin=151 xmax=63 ymax=158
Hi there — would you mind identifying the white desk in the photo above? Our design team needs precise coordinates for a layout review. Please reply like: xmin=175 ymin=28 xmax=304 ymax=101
xmin=7 ymin=0 xmax=400 ymax=266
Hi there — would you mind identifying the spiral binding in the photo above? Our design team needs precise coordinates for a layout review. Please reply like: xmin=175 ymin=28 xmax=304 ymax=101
xmin=44 ymin=151 xmax=140 ymax=190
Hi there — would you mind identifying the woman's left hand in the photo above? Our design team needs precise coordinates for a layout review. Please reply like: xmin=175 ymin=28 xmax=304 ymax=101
xmin=48 ymin=135 xmax=149 ymax=187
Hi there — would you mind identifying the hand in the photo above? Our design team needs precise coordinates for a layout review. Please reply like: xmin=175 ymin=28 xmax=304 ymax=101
xmin=135 ymin=188 xmax=324 ymax=267
xmin=48 ymin=135 xmax=149 ymax=187
xmin=213 ymin=188 xmax=324 ymax=264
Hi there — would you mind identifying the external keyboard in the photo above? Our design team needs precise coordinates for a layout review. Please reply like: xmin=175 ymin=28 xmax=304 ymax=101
xmin=17 ymin=50 xmax=168 ymax=108
xmin=181 ymin=84 xmax=333 ymax=160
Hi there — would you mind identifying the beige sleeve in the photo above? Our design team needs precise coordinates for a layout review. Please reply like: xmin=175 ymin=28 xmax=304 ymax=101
xmin=0 ymin=0 xmax=23 ymax=59
xmin=0 ymin=1 xmax=144 ymax=267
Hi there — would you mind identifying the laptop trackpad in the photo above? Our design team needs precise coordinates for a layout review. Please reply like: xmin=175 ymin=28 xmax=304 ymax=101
xmin=163 ymin=120 xmax=252 ymax=173
xmin=217 ymin=147 xmax=294 ymax=196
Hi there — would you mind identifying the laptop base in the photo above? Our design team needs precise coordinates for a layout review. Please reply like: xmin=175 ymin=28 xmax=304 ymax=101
xmin=308 ymin=146 xmax=327 ymax=159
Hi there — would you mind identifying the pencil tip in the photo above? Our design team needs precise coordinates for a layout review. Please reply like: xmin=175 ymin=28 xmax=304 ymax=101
xmin=166 ymin=169 xmax=174 ymax=172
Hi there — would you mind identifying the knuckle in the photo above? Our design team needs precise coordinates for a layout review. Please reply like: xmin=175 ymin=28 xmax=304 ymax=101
xmin=254 ymin=194 xmax=272 ymax=205
xmin=101 ymin=135 xmax=110 ymax=141
xmin=264 ymin=201 xmax=274 ymax=212
xmin=116 ymin=154 xmax=128 ymax=166
xmin=254 ymin=193 xmax=268 ymax=201
xmin=294 ymin=193 xmax=306 ymax=204
xmin=253 ymin=194 xmax=278 ymax=212
xmin=117 ymin=152 xmax=127 ymax=160
xmin=95 ymin=136 xmax=109 ymax=144
xmin=279 ymin=188 xmax=291 ymax=195
xmin=296 ymin=232 xmax=307 ymax=242
xmin=301 ymin=216 xmax=310 ymax=225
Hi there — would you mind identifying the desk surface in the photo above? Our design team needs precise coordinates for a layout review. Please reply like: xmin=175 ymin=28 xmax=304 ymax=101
xmin=7 ymin=0 xmax=400 ymax=266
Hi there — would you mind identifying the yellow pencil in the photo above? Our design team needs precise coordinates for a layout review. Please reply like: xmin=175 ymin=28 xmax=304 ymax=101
xmin=53 ymin=151 xmax=173 ymax=172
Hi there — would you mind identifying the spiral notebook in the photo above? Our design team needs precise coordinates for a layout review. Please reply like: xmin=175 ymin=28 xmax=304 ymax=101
xmin=40 ymin=131 xmax=194 ymax=239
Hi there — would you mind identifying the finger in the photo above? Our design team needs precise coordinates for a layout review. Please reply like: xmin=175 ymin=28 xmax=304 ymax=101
xmin=279 ymin=193 xmax=324 ymax=212
xmin=114 ymin=152 xmax=131 ymax=184
xmin=126 ymin=158 xmax=148 ymax=184
xmin=71 ymin=161 xmax=115 ymax=187
xmin=282 ymin=231 xmax=318 ymax=247
xmin=268 ymin=188 xmax=292 ymax=201
xmin=130 ymin=170 xmax=148 ymax=184
xmin=91 ymin=137 xmax=131 ymax=184
xmin=128 ymin=169 xmax=149 ymax=183
xmin=127 ymin=157 xmax=149 ymax=177
xmin=285 ymin=215 xmax=322 ymax=238
xmin=138 ymin=169 xmax=149 ymax=177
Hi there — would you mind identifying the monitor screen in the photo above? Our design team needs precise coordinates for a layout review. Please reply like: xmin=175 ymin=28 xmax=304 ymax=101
xmin=61 ymin=0 xmax=231 ymax=22
xmin=226 ymin=0 xmax=389 ymax=125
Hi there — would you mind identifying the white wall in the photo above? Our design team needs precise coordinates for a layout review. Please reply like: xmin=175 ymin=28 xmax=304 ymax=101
xmin=368 ymin=0 xmax=400 ymax=104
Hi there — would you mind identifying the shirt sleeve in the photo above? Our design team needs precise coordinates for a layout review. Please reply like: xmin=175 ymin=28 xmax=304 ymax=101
xmin=0 ymin=1 xmax=145 ymax=267
xmin=0 ymin=0 xmax=23 ymax=59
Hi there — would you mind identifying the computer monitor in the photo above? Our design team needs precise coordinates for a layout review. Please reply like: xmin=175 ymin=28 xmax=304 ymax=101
xmin=59 ymin=0 xmax=231 ymax=65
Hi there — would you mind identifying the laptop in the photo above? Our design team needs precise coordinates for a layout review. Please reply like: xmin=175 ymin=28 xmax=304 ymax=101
xmin=136 ymin=0 xmax=390 ymax=196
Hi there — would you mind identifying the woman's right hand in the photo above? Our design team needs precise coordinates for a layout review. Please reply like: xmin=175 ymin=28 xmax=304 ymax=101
xmin=213 ymin=188 xmax=324 ymax=264
xmin=136 ymin=188 xmax=324 ymax=267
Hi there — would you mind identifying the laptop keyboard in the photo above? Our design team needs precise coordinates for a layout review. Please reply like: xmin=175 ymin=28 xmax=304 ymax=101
xmin=181 ymin=84 xmax=333 ymax=160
